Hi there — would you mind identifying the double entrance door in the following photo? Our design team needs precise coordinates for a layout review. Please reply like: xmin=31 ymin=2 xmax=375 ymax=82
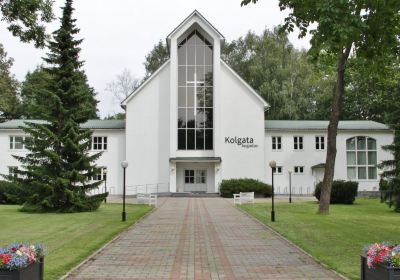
xmin=184 ymin=169 xmax=207 ymax=192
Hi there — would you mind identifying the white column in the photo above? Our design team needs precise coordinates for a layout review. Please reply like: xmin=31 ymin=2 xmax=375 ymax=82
xmin=169 ymin=162 xmax=177 ymax=192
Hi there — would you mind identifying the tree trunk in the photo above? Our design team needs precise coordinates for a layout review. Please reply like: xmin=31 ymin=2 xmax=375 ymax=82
xmin=318 ymin=46 xmax=352 ymax=214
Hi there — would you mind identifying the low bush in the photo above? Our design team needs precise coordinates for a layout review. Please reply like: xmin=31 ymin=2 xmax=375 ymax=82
xmin=314 ymin=180 xmax=358 ymax=204
xmin=220 ymin=178 xmax=272 ymax=198
xmin=0 ymin=180 xmax=23 ymax=204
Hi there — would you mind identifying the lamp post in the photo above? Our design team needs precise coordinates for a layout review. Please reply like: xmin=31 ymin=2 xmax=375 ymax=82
xmin=379 ymin=171 xmax=384 ymax=203
xmin=121 ymin=161 xmax=128 ymax=222
xmin=288 ymin=170 xmax=292 ymax=203
xmin=269 ymin=160 xmax=276 ymax=222
xmin=103 ymin=168 xmax=107 ymax=203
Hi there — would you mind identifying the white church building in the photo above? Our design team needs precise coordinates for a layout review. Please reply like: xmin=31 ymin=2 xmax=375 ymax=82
xmin=0 ymin=11 xmax=394 ymax=196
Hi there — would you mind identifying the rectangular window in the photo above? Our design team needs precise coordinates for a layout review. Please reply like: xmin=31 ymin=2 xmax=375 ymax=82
xmin=272 ymin=136 xmax=282 ymax=150
xmin=315 ymin=136 xmax=325 ymax=150
xmin=294 ymin=166 xmax=304 ymax=174
xmin=195 ymin=170 xmax=207 ymax=184
xmin=9 ymin=136 xmax=25 ymax=150
xmin=294 ymin=136 xmax=303 ymax=150
xmin=346 ymin=137 xmax=377 ymax=180
xmin=92 ymin=137 xmax=108 ymax=151
xmin=273 ymin=166 xmax=283 ymax=174
xmin=184 ymin=169 xmax=195 ymax=184
xmin=8 ymin=166 xmax=18 ymax=178
xmin=92 ymin=167 xmax=107 ymax=181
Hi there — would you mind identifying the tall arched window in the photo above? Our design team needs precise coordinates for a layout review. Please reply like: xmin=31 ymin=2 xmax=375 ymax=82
xmin=177 ymin=30 xmax=213 ymax=150
xmin=346 ymin=136 xmax=377 ymax=180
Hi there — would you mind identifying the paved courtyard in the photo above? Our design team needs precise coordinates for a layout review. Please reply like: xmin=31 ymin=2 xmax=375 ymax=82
xmin=67 ymin=198 xmax=342 ymax=280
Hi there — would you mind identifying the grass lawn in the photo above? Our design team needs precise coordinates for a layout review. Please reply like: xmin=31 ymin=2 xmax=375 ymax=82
xmin=0 ymin=203 xmax=152 ymax=280
xmin=239 ymin=198 xmax=399 ymax=280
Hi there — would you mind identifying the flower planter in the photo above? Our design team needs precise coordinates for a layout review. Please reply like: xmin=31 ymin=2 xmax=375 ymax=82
xmin=361 ymin=256 xmax=400 ymax=280
xmin=0 ymin=257 xmax=44 ymax=280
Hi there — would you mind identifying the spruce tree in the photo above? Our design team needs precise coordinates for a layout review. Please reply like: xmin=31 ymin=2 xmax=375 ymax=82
xmin=20 ymin=66 xmax=98 ymax=119
xmin=380 ymin=80 xmax=400 ymax=212
xmin=11 ymin=0 xmax=106 ymax=212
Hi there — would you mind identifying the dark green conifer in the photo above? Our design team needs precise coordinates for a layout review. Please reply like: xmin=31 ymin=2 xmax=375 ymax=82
xmin=10 ymin=0 xmax=106 ymax=212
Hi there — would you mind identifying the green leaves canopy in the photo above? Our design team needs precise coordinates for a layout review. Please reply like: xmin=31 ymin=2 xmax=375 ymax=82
xmin=0 ymin=0 xmax=54 ymax=48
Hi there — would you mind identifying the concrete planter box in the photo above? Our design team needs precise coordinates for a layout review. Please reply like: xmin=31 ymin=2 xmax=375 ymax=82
xmin=0 ymin=257 xmax=44 ymax=280
xmin=361 ymin=256 xmax=400 ymax=280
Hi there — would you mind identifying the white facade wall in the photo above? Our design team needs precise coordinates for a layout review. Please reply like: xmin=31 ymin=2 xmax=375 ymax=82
xmin=125 ymin=63 xmax=171 ymax=192
xmin=219 ymin=62 xmax=266 ymax=183
xmin=264 ymin=130 xmax=394 ymax=194
xmin=0 ymin=129 xmax=126 ymax=194
xmin=91 ymin=130 xmax=126 ymax=194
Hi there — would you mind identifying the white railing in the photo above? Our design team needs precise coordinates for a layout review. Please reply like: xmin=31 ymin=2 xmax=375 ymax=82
xmin=87 ymin=186 xmax=116 ymax=196
xmin=126 ymin=183 xmax=170 ymax=195
xmin=87 ymin=183 xmax=170 ymax=196
xmin=274 ymin=186 xmax=314 ymax=196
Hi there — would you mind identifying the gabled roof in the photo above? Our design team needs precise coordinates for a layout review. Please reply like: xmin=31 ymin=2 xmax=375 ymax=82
xmin=166 ymin=10 xmax=224 ymax=49
xmin=265 ymin=120 xmax=390 ymax=131
xmin=121 ymin=60 xmax=170 ymax=106
xmin=0 ymin=119 xmax=126 ymax=129
xmin=221 ymin=60 xmax=269 ymax=108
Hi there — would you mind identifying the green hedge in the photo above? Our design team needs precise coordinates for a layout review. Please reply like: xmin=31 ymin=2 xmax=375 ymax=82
xmin=220 ymin=178 xmax=272 ymax=198
xmin=314 ymin=180 xmax=358 ymax=204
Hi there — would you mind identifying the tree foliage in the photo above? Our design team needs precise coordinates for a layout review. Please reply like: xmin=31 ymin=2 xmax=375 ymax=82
xmin=379 ymin=59 xmax=400 ymax=212
xmin=242 ymin=0 xmax=400 ymax=214
xmin=8 ymin=0 xmax=105 ymax=212
xmin=222 ymin=28 xmax=336 ymax=120
xmin=0 ymin=44 xmax=20 ymax=120
xmin=105 ymin=68 xmax=140 ymax=104
xmin=0 ymin=0 xmax=54 ymax=47
xmin=143 ymin=40 xmax=169 ymax=78
xmin=20 ymin=65 xmax=98 ymax=120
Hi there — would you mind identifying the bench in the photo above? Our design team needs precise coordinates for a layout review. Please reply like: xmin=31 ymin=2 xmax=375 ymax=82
xmin=233 ymin=192 xmax=255 ymax=205
xmin=137 ymin=193 xmax=157 ymax=206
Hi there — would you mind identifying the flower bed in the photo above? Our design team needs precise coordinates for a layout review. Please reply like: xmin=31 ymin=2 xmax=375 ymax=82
xmin=361 ymin=243 xmax=400 ymax=280
xmin=0 ymin=243 xmax=45 ymax=280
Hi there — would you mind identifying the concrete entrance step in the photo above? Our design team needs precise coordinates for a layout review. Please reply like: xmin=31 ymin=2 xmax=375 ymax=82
xmin=171 ymin=192 xmax=220 ymax=198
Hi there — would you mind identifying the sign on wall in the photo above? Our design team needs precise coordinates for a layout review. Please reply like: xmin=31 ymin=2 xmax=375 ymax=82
xmin=224 ymin=136 xmax=258 ymax=148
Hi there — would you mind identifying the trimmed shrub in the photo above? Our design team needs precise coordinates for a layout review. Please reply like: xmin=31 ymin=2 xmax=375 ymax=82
xmin=314 ymin=180 xmax=358 ymax=204
xmin=220 ymin=178 xmax=272 ymax=198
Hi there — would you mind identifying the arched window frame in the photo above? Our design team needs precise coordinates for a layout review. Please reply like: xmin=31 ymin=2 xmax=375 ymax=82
xmin=346 ymin=136 xmax=377 ymax=180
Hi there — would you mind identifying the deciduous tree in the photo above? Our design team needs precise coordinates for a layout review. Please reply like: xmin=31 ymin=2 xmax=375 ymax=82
xmin=242 ymin=0 xmax=400 ymax=214
xmin=0 ymin=44 xmax=20 ymax=120
xmin=105 ymin=68 xmax=140 ymax=104
xmin=0 ymin=0 xmax=54 ymax=47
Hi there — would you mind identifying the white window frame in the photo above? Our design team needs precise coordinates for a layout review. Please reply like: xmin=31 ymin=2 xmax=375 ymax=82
xmin=274 ymin=166 xmax=283 ymax=175
xmin=8 ymin=166 xmax=19 ymax=178
xmin=346 ymin=136 xmax=377 ymax=180
xmin=294 ymin=136 xmax=303 ymax=150
xmin=92 ymin=136 xmax=108 ymax=151
xmin=272 ymin=136 xmax=282 ymax=151
xmin=315 ymin=136 xmax=325 ymax=150
xmin=9 ymin=136 xmax=26 ymax=150
xmin=92 ymin=167 xmax=107 ymax=181
xmin=294 ymin=166 xmax=304 ymax=174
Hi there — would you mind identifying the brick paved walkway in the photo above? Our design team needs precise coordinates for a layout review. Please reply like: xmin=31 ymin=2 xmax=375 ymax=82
xmin=67 ymin=198 xmax=342 ymax=280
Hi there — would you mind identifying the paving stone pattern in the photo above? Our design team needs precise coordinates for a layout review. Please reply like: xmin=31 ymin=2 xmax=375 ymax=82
xmin=67 ymin=198 xmax=342 ymax=279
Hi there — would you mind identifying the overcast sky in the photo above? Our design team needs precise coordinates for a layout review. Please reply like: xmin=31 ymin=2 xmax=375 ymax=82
xmin=1 ymin=0 xmax=311 ymax=118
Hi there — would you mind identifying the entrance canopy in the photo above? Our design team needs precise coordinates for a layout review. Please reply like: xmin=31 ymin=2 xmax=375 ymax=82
xmin=311 ymin=163 xmax=325 ymax=169
xmin=170 ymin=157 xmax=221 ymax=163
